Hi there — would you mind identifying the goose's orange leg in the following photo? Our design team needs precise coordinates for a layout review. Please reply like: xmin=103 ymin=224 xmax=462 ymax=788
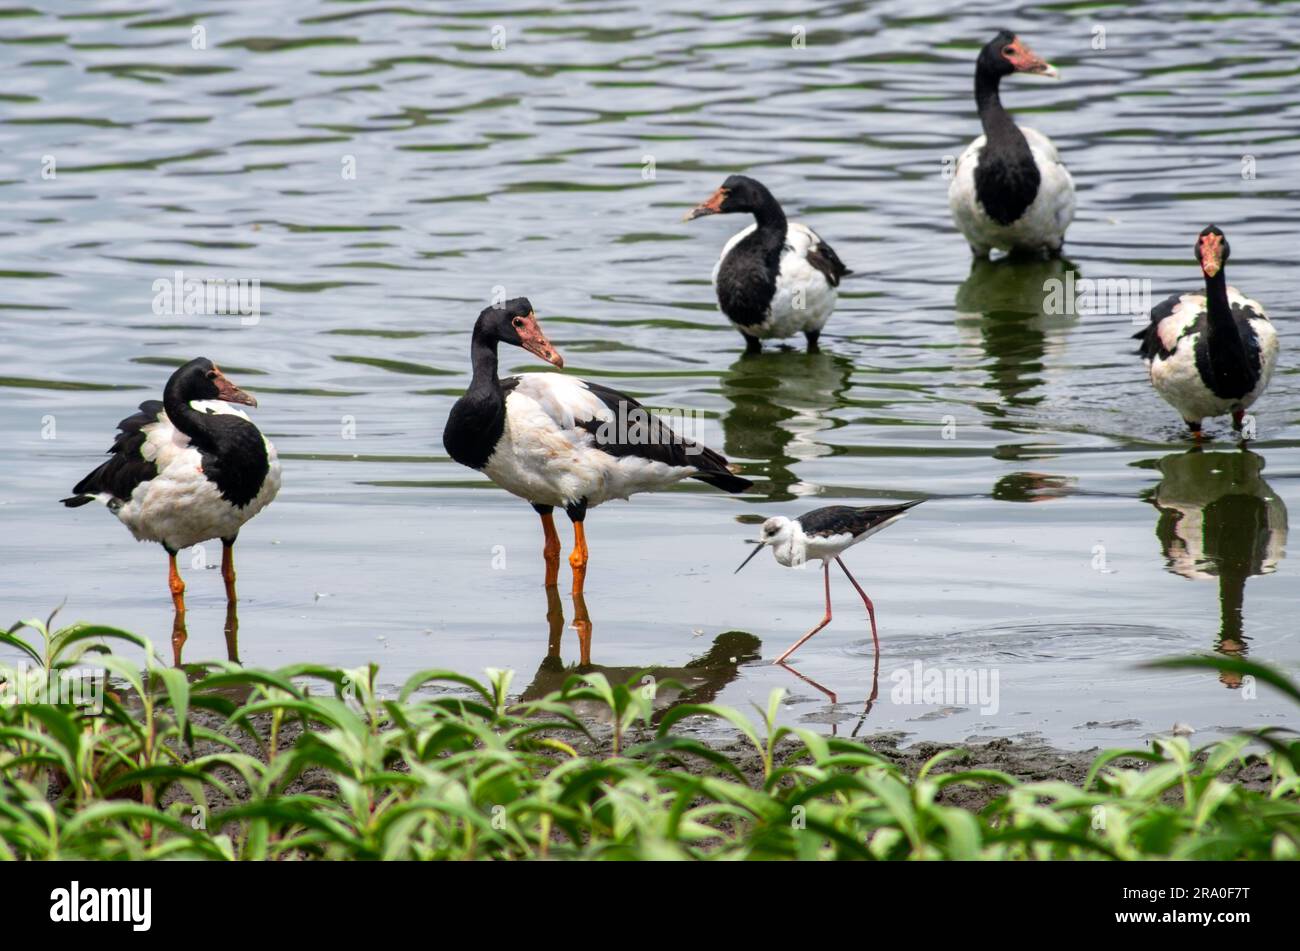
xmin=540 ymin=511 xmax=561 ymax=587
xmin=221 ymin=537 xmax=238 ymax=604
xmin=168 ymin=549 xmax=187 ymax=665
xmin=168 ymin=549 xmax=186 ymax=614
xmin=569 ymin=522 xmax=589 ymax=596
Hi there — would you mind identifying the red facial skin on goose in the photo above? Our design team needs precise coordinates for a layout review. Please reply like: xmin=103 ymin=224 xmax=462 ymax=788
xmin=516 ymin=313 xmax=564 ymax=368
xmin=685 ymin=187 xmax=728 ymax=221
xmin=212 ymin=366 xmax=258 ymax=407
xmin=1199 ymin=232 xmax=1225 ymax=277
xmin=1003 ymin=37 xmax=1058 ymax=77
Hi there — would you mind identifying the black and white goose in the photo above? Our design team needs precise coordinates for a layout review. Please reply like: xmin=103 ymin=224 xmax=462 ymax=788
xmin=442 ymin=298 xmax=752 ymax=593
xmin=686 ymin=175 xmax=850 ymax=354
xmin=62 ymin=358 xmax=280 ymax=618
xmin=735 ymin=500 xmax=923 ymax=664
xmin=949 ymin=31 xmax=1075 ymax=257
xmin=1134 ymin=226 xmax=1278 ymax=437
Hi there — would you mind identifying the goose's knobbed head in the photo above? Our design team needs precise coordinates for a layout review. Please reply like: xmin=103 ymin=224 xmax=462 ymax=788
xmin=1196 ymin=225 xmax=1230 ymax=279
xmin=476 ymin=297 xmax=564 ymax=368
xmin=169 ymin=357 xmax=257 ymax=407
xmin=979 ymin=30 xmax=1058 ymax=80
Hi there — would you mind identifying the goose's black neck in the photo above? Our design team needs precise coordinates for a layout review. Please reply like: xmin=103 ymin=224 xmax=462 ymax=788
xmin=163 ymin=380 xmax=268 ymax=508
xmin=1204 ymin=269 xmax=1245 ymax=355
xmin=470 ymin=329 xmax=503 ymax=396
xmin=715 ymin=190 xmax=788 ymax=328
xmin=164 ymin=381 xmax=217 ymax=449
xmin=1198 ymin=267 xmax=1257 ymax=399
xmin=443 ymin=327 xmax=509 ymax=470
xmin=975 ymin=68 xmax=1018 ymax=142
xmin=972 ymin=64 xmax=1040 ymax=226
xmin=749 ymin=189 xmax=788 ymax=237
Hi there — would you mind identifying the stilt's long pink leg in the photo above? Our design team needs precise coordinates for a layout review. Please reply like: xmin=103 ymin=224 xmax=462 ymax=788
xmin=836 ymin=556 xmax=878 ymax=653
xmin=773 ymin=561 xmax=832 ymax=665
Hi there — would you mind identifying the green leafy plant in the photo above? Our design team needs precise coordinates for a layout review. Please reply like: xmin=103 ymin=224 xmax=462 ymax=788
xmin=1 ymin=616 xmax=1297 ymax=861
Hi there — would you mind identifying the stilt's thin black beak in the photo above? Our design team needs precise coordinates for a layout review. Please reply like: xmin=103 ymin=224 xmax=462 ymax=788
xmin=735 ymin=540 xmax=764 ymax=574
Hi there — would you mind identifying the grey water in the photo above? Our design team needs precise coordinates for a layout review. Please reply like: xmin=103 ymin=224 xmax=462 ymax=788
xmin=2 ymin=0 xmax=1298 ymax=748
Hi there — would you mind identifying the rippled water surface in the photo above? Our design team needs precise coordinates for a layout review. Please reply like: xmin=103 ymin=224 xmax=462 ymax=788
xmin=3 ymin=0 xmax=1298 ymax=747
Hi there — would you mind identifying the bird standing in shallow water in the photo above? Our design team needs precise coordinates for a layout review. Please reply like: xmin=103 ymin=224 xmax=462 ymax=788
xmin=736 ymin=501 xmax=923 ymax=664
xmin=948 ymin=31 xmax=1075 ymax=257
xmin=686 ymin=175 xmax=850 ymax=354
xmin=62 ymin=358 xmax=280 ymax=661
xmin=442 ymin=298 xmax=752 ymax=594
xmin=1133 ymin=225 xmax=1277 ymax=439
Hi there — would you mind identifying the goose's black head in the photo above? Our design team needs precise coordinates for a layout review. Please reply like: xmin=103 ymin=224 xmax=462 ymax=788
xmin=474 ymin=297 xmax=564 ymax=368
xmin=685 ymin=175 xmax=778 ymax=221
xmin=1196 ymin=225 xmax=1230 ymax=279
xmin=166 ymin=357 xmax=257 ymax=407
xmin=977 ymin=30 xmax=1058 ymax=80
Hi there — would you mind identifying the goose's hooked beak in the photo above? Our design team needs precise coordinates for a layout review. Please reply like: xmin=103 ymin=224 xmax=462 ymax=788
xmin=517 ymin=311 xmax=565 ymax=369
xmin=1006 ymin=37 xmax=1059 ymax=79
xmin=212 ymin=366 xmax=258 ymax=407
xmin=685 ymin=187 xmax=728 ymax=222
xmin=734 ymin=538 xmax=765 ymax=574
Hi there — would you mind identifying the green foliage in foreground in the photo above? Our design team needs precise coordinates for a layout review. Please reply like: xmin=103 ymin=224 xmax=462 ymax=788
xmin=1 ymin=612 xmax=1298 ymax=860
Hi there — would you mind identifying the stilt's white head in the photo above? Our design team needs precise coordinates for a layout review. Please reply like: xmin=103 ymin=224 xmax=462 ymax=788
xmin=735 ymin=516 xmax=800 ymax=573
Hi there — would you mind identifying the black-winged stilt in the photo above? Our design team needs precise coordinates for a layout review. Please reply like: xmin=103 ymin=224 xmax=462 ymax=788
xmin=443 ymin=297 xmax=752 ymax=595
xmin=1133 ymin=226 xmax=1277 ymax=438
xmin=685 ymin=175 xmax=850 ymax=354
xmin=62 ymin=358 xmax=280 ymax=661
xmin=736 ymin=500 xmax=923 ymax=664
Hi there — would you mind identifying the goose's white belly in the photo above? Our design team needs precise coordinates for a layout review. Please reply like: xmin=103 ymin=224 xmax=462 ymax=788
xmin=949 ymin=127 xmax=1075 ymax=254
xmin=113 ymin=403 xmax=280 ymax=550
xmin=1144 ymin=289 xmax=1278 ymax=422
xmin=482 ymin=384 xmax=696 ymax=509
xmin=714 ymin=222 xmax=839 ymax=339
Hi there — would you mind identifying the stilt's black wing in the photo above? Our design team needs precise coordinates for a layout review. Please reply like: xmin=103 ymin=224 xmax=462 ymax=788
xmin=61 ymin=400 xmax=166 ymax=507
xmin=797 ymin=500 xmax=923 ymax=539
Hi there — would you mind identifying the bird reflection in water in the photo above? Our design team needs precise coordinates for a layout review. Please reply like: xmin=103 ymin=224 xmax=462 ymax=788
xmin=518 ymin=586 xmax=761 ymax=713
xmin=777 ymin=649 xmax=881 ymax=737
xmin=719 ymin=350 xmax=853 ymax=502
xmin=1144 ymin=448 xmax=1287 ymax=687
xmin=955 ymin=255 xmax=1078 ymax=413
xmin=170 ymin=597 xmax=241 ymax=667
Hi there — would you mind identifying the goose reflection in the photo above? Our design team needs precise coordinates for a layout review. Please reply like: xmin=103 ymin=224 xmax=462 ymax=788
xmin=1144 ymin=448 xmax=1286 ymax=684
xmin=955 ymin=255 xmax=1078 ymax=412
xmin=170 ymin=600 xmax=241 ymax=667
xmin=518 ymin=587 xmax=761 ymax=712
xmin=718 ymin=350 xmax=853 ymax=501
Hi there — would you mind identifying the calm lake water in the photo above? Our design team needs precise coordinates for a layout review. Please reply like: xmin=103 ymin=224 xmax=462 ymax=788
xmin=2 ymin=0 xmax=1298 ymax=748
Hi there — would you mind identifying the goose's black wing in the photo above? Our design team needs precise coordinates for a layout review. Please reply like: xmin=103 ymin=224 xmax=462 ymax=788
xmin=576 ymin=379 xmax=751 ymax=494
xmin=61 ymin=400 xmax=167 ymax=507
xmin=804 ymin=233 xmax=851 ymax=288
